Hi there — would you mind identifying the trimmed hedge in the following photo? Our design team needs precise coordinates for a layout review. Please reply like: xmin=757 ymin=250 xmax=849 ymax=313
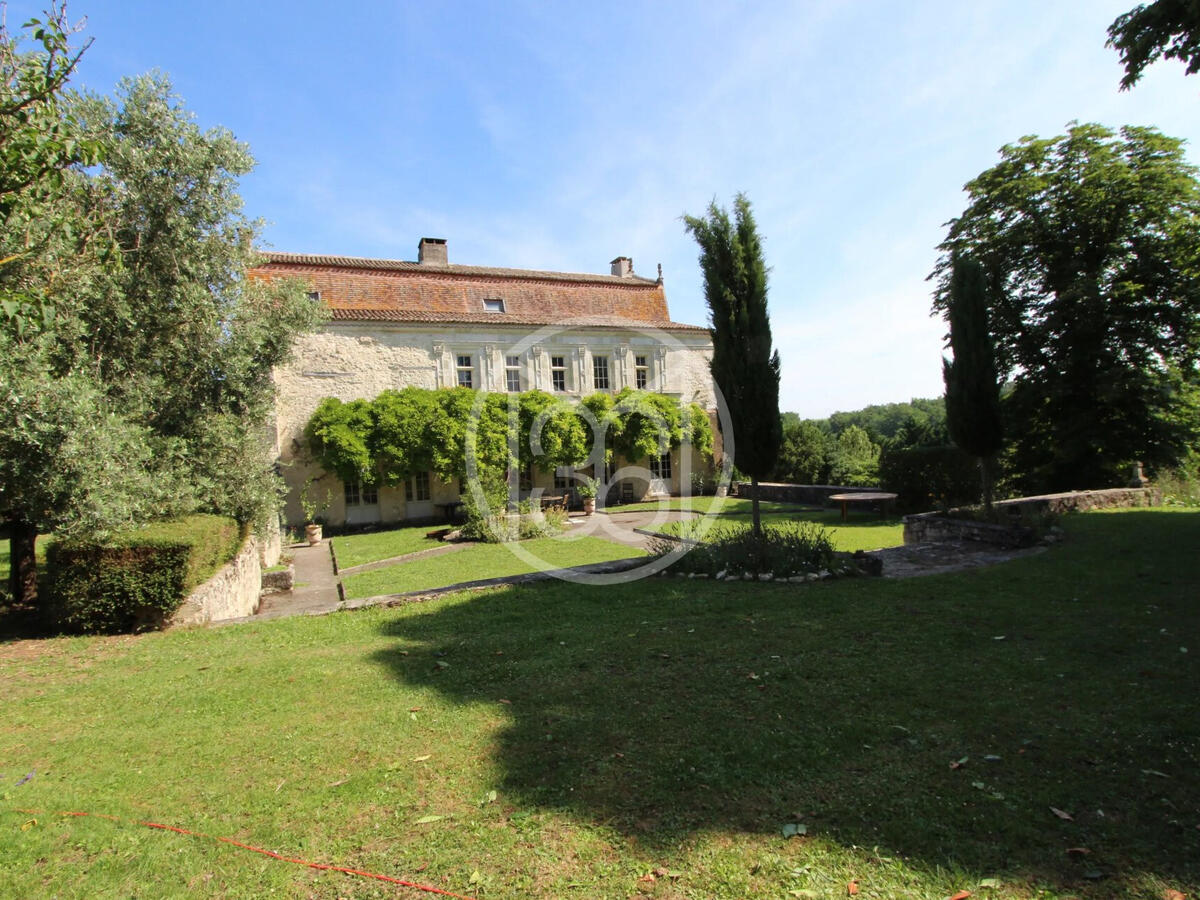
xmin=879 ymin=443 xmax=980 ymax=513
xmin=48 ymin=515 xmax=245 ymax=634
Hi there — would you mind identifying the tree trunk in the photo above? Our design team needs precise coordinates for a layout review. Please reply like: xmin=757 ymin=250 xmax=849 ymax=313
xmin=751 ymin=476 xmax=762 ymax=539
xmin=8 ymin=518 xmax=38 ymax=606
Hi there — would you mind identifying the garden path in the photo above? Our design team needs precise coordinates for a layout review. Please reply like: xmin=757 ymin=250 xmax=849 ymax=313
xmin=870 ymin=540 xmax=1046 ymax=577
xmin=249 ymin=540 xmax=341 ymax=621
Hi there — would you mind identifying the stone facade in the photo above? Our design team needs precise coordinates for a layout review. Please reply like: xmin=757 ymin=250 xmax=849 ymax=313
xmin=258 ymin=240 xmax=718 ymax=527
xmin=169 ymin=536 xmax=263 ymax=626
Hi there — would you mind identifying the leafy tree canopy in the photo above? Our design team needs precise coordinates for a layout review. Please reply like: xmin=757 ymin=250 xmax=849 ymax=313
xmin=1108 ymin=0 xmax=1200 ymax=89
xmin=827 ymin=425 xmax=881 ymax=487
xmin=932 ymin=122 xmax=1200 ymax=491
xmin=1 ymin=13 xmax=324 ymax=606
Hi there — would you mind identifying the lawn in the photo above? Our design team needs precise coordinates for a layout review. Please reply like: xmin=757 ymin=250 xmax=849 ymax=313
xmin=606 ymin=495 xmax=801 ymax=515
xmin=2 ymin=508 xmax=1198 ymax=899
xmin=657 ymin=505 xmax=905 ymax=552
xmin=331 ymin=524 xmax=444 ymax=569
xmin=341 ymin=534 xmax=644 ymax=599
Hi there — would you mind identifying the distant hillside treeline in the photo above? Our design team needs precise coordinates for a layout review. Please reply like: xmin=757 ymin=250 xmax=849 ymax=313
xmin=774 ymin=398 xmax=978 ymax=509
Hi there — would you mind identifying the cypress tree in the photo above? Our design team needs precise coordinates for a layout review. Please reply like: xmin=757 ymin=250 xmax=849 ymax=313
xmin=942 ymin=255 xmax=1004 ymax=511
xmin=684 ymin=194 xmax=782 ymax=537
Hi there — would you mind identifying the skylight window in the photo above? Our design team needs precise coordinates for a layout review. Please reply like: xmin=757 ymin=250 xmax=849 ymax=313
xmin=483 ymin=298 xmax=505 ymax=313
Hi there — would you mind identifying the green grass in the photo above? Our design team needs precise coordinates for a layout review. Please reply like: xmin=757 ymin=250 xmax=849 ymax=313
xmin=606 ymin=495 xmax=801 ymax=515
xmin=659 ymin=506 xmax=905 ymax=552
xmin=331 ymin=525 xmax=444 ymax=569
xmin=2 ymin=508 xmax=1198 ymax=899
xmin=341 ymin=535 xmax=644 ymax=599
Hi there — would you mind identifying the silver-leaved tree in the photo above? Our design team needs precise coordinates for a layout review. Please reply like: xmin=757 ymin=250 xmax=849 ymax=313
xmin=1 ymin=8 xmax=325 ymax=609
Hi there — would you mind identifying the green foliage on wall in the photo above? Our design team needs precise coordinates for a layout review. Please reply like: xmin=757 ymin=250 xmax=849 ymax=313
xmin=303 ymin=386 xmax=713 ymax=486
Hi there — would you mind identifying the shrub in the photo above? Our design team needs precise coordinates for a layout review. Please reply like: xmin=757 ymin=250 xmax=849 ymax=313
xmin=1156 ymin=455 xmax=1200 ymax=507
xmin=651 ymin=519 xmax=835 ymax=578
xmin=879 ymin=443 xmax=980 ymax=513
xmin=517 ymin=506 xmax=567 ymax=540
xmin=48 ymin=515 xmax=244 ymax=634
xmin=460 ymin=470 xmax=512 ymax=543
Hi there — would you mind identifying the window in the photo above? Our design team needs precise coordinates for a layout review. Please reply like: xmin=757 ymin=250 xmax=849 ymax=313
xmin=554 ymin=466 xmax=574 ymax=491
xmin=635 ymin=354 xmax=648 ymax=389
xmin=593 ymin=355 xmax=610 ymax=390
xmin=405 ymin=472 xmax=431 ymax=502
xmin=505 ymin=355 xmax=521 ymax=392
xmin=649 ymin=453 xmax=672 ymax=480
xmin=344 ymin=481 xmax=378 ymax=506
xmin=456 ymin=354 xmax=473 ymax=388
xmin=551 ymin=355 xmax=566 ymax=392
xmin=483 ymin=298 xmax=505 ymax=313
xmin=306 ymin=290 xmax=321 ymax=303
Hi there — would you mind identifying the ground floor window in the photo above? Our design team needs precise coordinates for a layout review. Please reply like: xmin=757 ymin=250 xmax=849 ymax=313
xmin=406 ymin=471 xmax=431 ymax=502
xmin=649 ymin=453 xmax=672 ymax=481
xmin=345 ymin=480 xmax=378 ymax=506
xmin=554 ymin=466 xmax=574 ymax=492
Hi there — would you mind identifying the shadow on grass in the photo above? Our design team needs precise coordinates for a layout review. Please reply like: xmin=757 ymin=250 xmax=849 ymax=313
xmin=371 ymin=509 xmax=1200 ymax=895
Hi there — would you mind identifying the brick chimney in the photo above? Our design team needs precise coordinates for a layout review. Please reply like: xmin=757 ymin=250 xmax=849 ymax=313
xmin=418 ymin=237 xmax=448 ymax=265
xmin=610 ymin=256 xmax=632 ymax=277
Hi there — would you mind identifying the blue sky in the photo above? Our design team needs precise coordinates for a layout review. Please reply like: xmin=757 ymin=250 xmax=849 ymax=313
xmin=13 ymin=0 xmax=1200 ymax=417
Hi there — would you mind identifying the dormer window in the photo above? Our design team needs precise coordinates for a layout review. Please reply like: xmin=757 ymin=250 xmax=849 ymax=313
xmin=483 ymin=298 xmax=505 ymax=313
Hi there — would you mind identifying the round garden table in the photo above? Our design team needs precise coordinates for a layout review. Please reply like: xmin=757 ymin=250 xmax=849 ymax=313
xmin=828 ymin=491 xmax=899 ymax=522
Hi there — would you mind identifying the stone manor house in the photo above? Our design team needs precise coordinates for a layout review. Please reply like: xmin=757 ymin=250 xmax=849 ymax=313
xmin=254 ymin=238 xmax=717 ymax=527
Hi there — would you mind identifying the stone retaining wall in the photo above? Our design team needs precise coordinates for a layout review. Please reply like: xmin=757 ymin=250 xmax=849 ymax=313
xmin=169 ymin=536 xmax=263 ymax=627
xmin=903 ymin=487 xmax=1161 ymax=548
xmin=735 ymin=482 xmax=879 ymax=505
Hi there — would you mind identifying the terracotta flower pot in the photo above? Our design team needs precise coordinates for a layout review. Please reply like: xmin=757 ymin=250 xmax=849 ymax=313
xmin=305 ymin=523 xmax=323 ymax=545
xmin=582 ymin=498 xmax=596 ymax=515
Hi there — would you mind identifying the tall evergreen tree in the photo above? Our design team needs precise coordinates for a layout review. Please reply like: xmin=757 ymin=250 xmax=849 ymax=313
xmin=942 ymin=255 xmax=1004 ymax=511
xmin=684 ymin=194 xmax=781 ymax=537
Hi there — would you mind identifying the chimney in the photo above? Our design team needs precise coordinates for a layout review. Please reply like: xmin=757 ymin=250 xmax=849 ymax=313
xmin=418 ymin=237 xmax=448 ymax=266
xmin=610 ymin=256 xmax=632 ymax=277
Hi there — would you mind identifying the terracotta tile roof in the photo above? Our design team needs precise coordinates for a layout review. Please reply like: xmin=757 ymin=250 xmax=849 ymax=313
xmin=251 ymin=252 xmax=707 ymax=333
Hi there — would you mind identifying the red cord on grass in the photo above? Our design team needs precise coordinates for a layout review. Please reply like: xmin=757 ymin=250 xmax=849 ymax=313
xmin=12 ymin=808 xmax=477 ymax=900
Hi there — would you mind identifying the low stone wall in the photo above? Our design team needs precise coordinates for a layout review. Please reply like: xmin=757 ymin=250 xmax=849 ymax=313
xmin=260 ymin=564 xmax=294 ymax=594
xmin=735 ymin=482 xmax=879 ymax=505
xmin=903 ymin=514 xmax=1038 ymax=548
xmin=169 ymin=536 xmax=262 ymax=627
xmin=903 ymin=487 xmax=1162 ymax=548
xmin=990 ymin=486 xmax=1161 ymax=515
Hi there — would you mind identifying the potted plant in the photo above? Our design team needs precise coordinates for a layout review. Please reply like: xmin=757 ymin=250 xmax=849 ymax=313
xmin=578 ymin=477 xmax=599 ymax=515
xmin=299 ymin=478 xmax=329 ymax=545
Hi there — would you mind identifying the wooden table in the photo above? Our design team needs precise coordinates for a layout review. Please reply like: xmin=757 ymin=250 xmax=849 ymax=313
xmin=828 ymin=491 xmax=899 ymax=522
